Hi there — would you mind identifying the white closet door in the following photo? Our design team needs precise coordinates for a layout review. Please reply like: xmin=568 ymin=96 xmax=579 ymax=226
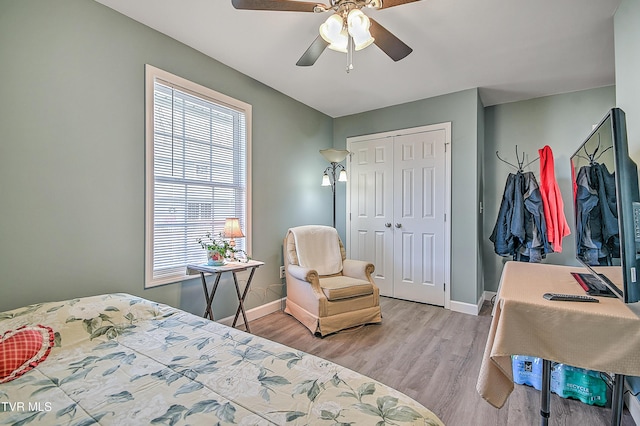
xmin=348 ymin=137 xmax=395 ymax=296
xmin=347 ymin=124 xmax=450 ymax=307
xmin=392 ymin=130 xmax=447 ymax=305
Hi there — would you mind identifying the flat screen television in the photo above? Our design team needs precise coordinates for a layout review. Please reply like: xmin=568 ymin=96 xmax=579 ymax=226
xmin=570 ymin=107 xmax=640 ymax=303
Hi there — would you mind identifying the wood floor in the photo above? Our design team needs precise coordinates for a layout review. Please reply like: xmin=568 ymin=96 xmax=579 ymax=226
xmin=249 ymin=297 xmax=636 ymax=426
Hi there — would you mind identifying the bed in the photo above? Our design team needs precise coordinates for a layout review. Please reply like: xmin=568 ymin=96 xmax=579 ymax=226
xmin=0 ymin=293 xmax=443 ymax=425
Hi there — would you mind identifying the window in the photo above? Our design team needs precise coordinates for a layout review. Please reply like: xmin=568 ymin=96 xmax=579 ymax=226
xmin=145 ymin=65 xmax=251 ymax=287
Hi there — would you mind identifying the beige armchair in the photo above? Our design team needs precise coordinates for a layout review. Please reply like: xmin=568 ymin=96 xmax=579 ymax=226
xmin=283 ymin=225 xmax=382 ymax=336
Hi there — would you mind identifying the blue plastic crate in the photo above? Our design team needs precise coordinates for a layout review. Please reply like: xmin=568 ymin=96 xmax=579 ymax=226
xmin=511 ymin=356 xmax=608 ymax=406
xmin=512 ymin=355 xmax=543 ymax=390
xmin=552 ymin=364 xmax=608 ymax=406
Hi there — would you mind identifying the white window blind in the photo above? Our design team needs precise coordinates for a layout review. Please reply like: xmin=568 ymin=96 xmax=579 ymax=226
xmin=145 ymin=65 xmax=251 ymax=287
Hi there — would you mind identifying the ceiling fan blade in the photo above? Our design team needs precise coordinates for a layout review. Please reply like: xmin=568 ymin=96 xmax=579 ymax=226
xmin=296 ymin=35 xmax=329 ymax=66
xmin=231 ymin=0 xmax=323 ymax=12
xmin=378 ymin=0 xmax=420 ymax=9
xmin=369 ymin=18 xmax=413 ymax=61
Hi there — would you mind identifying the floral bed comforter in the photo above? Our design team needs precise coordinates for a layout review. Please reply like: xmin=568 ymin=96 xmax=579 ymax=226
xmin=0 ymin=293 xmax=443 ymax=425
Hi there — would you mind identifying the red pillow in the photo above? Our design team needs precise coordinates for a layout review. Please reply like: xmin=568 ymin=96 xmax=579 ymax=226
xmin=0 ymin=325 xmax=55 ymax=383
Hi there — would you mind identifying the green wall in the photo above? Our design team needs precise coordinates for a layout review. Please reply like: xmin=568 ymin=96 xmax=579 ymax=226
xmin=482 ymin=87 xmax=616 ymax=293
xmin=477 ymin=96 xmax=486 ymax=302
xmin=333 ymin=89 xmax=482 ymax=305
xmin=1 ymin=0 xmax=635 ymax=314
xmin=0 ymin=0 xmax=334 ymax=314
xmin=615 ymin=0 xmax=640 ymax=162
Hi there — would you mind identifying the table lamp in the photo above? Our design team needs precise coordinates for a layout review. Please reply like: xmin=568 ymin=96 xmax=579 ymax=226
xmin=223 ymin=218 xmax=245 ymax=258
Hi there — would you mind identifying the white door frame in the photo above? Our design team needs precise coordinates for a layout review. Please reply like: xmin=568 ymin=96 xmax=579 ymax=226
xmin=346 ymin=122 xmax=452 ymax=309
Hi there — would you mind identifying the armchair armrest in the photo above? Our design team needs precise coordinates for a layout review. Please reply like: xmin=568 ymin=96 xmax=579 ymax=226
xmin=287 ymin=264 xmax=319 ymax=283
xmin=342 ymin=259 xmax=375 ymax=281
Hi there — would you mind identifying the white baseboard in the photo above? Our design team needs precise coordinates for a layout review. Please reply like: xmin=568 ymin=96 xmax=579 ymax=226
xmin=450 ymin=299 xmax=482 ymax=316
xmin=218 ymin=298 xmax=284 ymax=327
xmin=449 ymin=291 xmax=497 ymax=316
xmin=484 ymin=291 xmax=497 ymax=303
xmin=226 ymin=291 xmax=498 ymax=322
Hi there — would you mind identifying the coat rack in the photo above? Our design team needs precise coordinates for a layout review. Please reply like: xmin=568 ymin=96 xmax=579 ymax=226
xmin=496 ymin=145 xmax=539 ymax=172
xmin=576 ymin=134 xmax=612 ymax=165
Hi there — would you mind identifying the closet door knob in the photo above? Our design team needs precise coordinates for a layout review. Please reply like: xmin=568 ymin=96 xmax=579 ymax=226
xmin=385 ymin=223 xmax=392 ymax=228
xmin=395 ymin=223 xmax=402 ymax=228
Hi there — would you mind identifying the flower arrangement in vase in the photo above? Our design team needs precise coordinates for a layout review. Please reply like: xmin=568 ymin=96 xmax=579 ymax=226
xmin=197 ymin=232 xmax=232 ymax=266
xmin=197 ymin=232 xmax=247 ymax=266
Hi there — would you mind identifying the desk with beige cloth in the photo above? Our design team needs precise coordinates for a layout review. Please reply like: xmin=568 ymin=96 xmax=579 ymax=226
xmin=477 ymin=261 xmax=640 ymax=425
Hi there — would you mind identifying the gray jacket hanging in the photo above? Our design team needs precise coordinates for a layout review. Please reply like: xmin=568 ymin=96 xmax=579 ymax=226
xmin=575 ymin=162 xmax=619 ymax=265
xmin=490 ymin=171 xmax=552 ymax=262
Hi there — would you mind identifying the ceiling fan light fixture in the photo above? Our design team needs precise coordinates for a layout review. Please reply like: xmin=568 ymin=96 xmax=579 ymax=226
xmin=328 ymin=28 xmax=349 ymax=53
xmin=347 ymin=9 xmax=374 ymax=51
xmin=320 ymin=14 xmax=348 ymax=52
xmin=235 ymin=0 xmax=414 ymax=69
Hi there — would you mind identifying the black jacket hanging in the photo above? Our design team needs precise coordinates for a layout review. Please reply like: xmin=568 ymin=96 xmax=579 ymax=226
xmin=490 ymin=171 xmax=552 ymax=262
xmin=575 ymin=162 xmax=619 ymax=265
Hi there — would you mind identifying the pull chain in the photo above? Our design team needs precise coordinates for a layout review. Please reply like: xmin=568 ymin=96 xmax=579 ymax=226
xmin=346 ymin=35 xmax=354 ymax=73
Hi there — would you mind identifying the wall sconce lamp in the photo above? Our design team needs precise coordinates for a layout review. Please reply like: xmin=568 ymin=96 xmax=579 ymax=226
xmin=320 ymin=148 xmax=350 ymax=228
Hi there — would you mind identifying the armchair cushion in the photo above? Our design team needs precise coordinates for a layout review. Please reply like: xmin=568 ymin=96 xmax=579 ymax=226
xmin=290 ymin=225 xmax=343 ymax=276
xmin=319 ymin=276 xmax=373 ymax=301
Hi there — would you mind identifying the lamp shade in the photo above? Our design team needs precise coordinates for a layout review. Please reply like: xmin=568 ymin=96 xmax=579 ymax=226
xmin=347 ymin=9 xmax=374 ymax=51
xmin=338 ymin=169 xmax=348 ymax=182
xmin=223 ymin=218 xmax=244 ymax=239
xmin=328 ymin=29 xmax=349 ymax=53
xmin=319 ymin=14 xmax=348 ymax=52
xmin=321 ymin=173 xmax=331 ymax=186
xmin=320 ymin=148 xmax=350 ymax=163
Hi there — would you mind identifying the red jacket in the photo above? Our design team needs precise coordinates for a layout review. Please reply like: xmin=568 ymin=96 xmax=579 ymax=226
xmin=538 ymin=145 xmax=571 ymax=252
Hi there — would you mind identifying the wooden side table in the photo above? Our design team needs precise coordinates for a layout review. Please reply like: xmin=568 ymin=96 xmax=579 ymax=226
xmin=186 ymin=260 xmax=264 ymax=333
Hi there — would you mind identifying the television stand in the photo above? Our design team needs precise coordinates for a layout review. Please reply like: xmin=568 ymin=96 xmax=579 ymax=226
xmin=477 ymin=262 xmax=640 ymax=426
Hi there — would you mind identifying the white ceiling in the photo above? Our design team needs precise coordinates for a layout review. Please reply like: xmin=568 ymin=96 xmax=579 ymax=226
xmin=95 ymin=0 xmax=620 ymax=118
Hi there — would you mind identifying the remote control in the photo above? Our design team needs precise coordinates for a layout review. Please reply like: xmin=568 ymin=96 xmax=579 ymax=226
xmin=543 ymin=293 xmax=599 ymax=302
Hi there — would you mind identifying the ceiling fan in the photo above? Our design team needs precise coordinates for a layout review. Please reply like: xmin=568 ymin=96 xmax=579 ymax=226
xmin=231 ymin=0 xmax=419 ymax=70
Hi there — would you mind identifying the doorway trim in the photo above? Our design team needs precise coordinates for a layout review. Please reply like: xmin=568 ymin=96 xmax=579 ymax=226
xmin=346 ymin=122 xmax=452 ymax=309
